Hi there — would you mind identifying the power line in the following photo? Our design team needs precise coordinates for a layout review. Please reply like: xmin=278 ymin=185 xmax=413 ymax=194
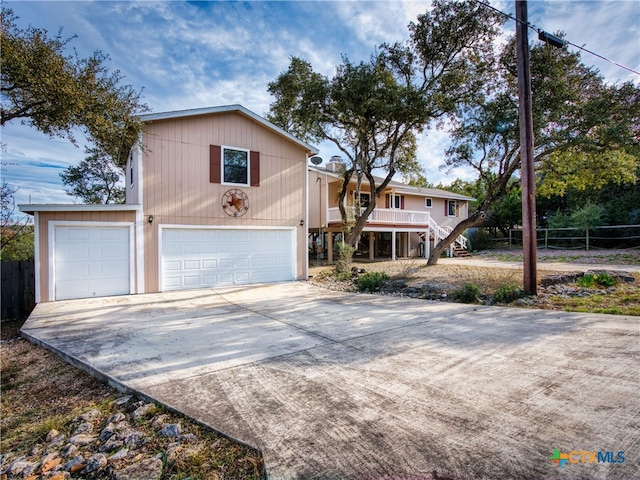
xmin=476 ymin=0 xmax=640 ymax=77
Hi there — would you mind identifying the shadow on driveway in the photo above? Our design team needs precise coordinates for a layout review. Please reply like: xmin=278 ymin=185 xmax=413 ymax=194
xmin=21 ymin=282 xmax=639 ymax=480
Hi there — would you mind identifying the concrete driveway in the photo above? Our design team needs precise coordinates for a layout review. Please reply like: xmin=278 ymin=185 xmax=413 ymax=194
xmin=21 ymin=282 xmax=639 ymax=479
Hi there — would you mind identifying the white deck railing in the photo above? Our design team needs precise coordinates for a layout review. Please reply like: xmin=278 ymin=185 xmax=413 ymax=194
xmin=328 ymin=206 xmax=468 ymax=252
xmin=328 ymin=207 xmax=431 ymax=225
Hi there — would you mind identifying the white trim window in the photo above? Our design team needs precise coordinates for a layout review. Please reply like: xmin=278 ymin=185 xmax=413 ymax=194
xmin=222 ymin=146 xmax=250 ymax=186
xmin=447 ymin=200 xmax=458 ymax=217
xmin=129 ymin=150 xmax=135 ymax=188
xmin=353 ymin=191 xmax=371 ymax=208
xmin=425 ymin=198 xmax=432 ymax=208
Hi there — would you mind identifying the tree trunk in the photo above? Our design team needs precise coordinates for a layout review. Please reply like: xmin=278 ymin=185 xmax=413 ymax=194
xmin=427 ymin=213 xmax=486 ymax=266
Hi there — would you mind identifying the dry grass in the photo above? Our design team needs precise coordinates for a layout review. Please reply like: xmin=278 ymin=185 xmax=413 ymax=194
xmin=384 ymin=261 xmax=525 ymax=295
xmin=320 ymin=258 xmax=640 ymax=315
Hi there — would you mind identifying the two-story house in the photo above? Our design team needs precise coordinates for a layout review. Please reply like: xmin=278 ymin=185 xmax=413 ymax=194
xmin=308 ymin=159 xmax=472 ymax=263
xmin=21 ymin=105 xmax=317 ymax=302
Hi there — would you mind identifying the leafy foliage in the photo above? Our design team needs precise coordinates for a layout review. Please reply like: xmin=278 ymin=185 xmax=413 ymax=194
xmin=453 ymin=283 xmax=481 ymax=303
xmin=1 ymin=182 xmax=33 ymax=260
xmin=430 ymin=31 xmax=640 ymax=264
xmin=268 ymin=1 xmax=505 ymax=270
xmin=357 ymin=272 xmax=391 ymax=292
xmin=576 ymin=273 xmax=617 ymax=288
xmin=1 ymin=8 xmax=148 ymax=169
xmin=492 ymin=283 xmax=523 ymax=304
xmin=60 ymin=146 xmax=125 ymax=204
xmin=548 ymin=202 xmax=605 ymax=230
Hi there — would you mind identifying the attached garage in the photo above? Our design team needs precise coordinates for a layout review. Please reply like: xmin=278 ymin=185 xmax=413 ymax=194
xmin=50 ymin=223 xmax=134 ymax=301
xmin=160 ymin=227 xmax=296 ymax=291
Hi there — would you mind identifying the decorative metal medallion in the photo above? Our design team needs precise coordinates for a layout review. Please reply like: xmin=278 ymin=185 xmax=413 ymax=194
xmin=221 ymin=189 xmax=249 ymax=217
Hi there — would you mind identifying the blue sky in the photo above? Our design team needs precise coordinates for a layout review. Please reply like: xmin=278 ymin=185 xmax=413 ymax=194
xmin=2 ymin=0 xmax=639 ymax=207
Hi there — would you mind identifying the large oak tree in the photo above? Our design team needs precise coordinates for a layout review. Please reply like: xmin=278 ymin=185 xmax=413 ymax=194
xmin=267 ymin=0 xmax=505 ymax=268
xmin=428 ymin=34 xmax=639 ymax=264
xmin=1 ymin=8 xmax=148 ymax=203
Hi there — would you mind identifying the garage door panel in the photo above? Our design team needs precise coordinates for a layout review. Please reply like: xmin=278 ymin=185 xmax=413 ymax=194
xmin=162 ymin=228 xmax=294 ymax=290
xmin=54 ymin=225 xmax=130 ymax=300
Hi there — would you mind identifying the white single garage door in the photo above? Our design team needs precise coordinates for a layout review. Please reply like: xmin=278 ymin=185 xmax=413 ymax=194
xmin=161 ymin=228 xmax=295 ymax=290
xmin=53 ymin=225 xmax=131 ymax=300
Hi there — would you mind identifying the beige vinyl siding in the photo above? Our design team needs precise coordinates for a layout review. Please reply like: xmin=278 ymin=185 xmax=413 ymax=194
xmin=36 ymin=211 xmax=138 ymax=303
xmin=141 ymin=112 xmax=308 ymax=293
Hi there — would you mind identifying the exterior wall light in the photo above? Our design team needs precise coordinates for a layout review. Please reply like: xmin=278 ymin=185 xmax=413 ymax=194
xmin=148 ymin=215 xmax=154 ymax=224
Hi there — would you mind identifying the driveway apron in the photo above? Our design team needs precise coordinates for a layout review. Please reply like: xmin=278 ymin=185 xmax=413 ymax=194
xmin=21 ymin=282 xmax=639 ymax=480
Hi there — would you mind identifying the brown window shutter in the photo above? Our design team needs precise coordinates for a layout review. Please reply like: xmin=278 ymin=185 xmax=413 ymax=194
xmin=400 ymin=196 xmax=405 ymax=210
xmin=250 ymin=151 xmax=260 ymax=187
xmin=385 ymin=194 xmax=390 ymax=209
xmin=210 ymin=145 xmax=221 ymax=183
xmin=445 ymin=201 xmax=448 ymax=216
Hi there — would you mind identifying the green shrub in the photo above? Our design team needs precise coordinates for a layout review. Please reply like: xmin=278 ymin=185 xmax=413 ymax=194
xmin=357 ymin=272 xmax=390 ymax=292
xmin=454 ymin=283 xmax=481 ymax=303
xmin=466 ymin=228 xmax=493 ymax=251
xmin=493 ymin=283 xmax=523 ymax=304
xmin=577 ymin=272 xmax=617 ymax=288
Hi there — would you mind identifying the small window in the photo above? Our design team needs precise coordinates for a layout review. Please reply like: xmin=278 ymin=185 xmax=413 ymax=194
xmin=386 ymin=194 xmax=404 ymax=209
xmin=222 ymin=147 xmax=249 ymax=186
xmin=448 ymin=200 xmax=457 ymax=216
xmin=355 ymin=192 xmax=370 ymax=208
xmin=129 ymin=150 xmax=135 ymax=187
xmin=425 ymin=198 xmax=432 ymax=208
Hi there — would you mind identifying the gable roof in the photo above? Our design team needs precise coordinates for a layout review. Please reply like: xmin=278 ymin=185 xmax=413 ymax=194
xmin=141 ymin=104 xmax=319 ymax=155
xmin=309 ymin=165 xmax=475 ymax=201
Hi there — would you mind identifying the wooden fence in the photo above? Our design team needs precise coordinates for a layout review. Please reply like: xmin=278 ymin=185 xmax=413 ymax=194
xmin=1 ymin=260 xmax=35 ymax=321
xmin=508 ymin=225 xmax=640 ymax=250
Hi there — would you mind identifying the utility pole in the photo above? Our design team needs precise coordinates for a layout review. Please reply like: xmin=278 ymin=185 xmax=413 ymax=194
xmin=515 ymin=0 xmax=537 ymax=295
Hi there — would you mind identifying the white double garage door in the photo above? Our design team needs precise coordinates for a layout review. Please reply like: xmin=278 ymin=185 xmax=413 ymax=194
xmin=52 ymin=224 xmax=295 ymax=300
xmin=161 ymin=227 xmax=296 ymax=291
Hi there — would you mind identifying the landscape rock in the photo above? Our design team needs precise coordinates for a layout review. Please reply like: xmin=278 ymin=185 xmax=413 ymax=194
xmin=63 ymin=455 xmax=85 ymax=471
xmin=76 ymin=409 xmax=101 ymax=423
xmin=109 ymin=448 xmax=129 ymax=461
xmin=178 ymin=433 xmax=198 ymax=443
xmin=116 ymin=457 xmax=163 ymax=480
xmin=60 ymin=444 xmax=78 ymax=458
xmin=6 ymin=459 xmax=38 ymax=477
xmin=150 ymin=414 xmax=170 ymax=429
xmin=67 ymin=434 xmax=97 ymax=446
xmin=114 ymin=395 xmax=133 ymax=406
xmin=71 ymin=422 xmax=94 ymax=436
xmin=158 ymin=423 xmax=181 ymax=438
xmin=108 ymin=412 xmax=126 ymax=423
xmin=132 ymin=403 xmax=155 ymax=421
xmin=99 ymin=423 xmax=116 ymax=440
xmin=84 ymin=453 xmax=107 ymax=473
xmin=45 ymin=430 xmax=61 ymax=442
xmin=99 ymin=438 xmax=124 ymax=453
xmin=124 ymin=431 xmax=145 ymax=447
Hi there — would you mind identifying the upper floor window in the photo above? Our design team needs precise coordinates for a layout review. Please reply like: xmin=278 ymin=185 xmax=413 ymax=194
xmin=129 ymin=150 xmax=135 ymax=187
xmin=222 ymin=147 xmax=249 ymax=186
xmin=210 ymin=145 xmax=260 ymax=186
xmin=385 ymin=194 xmax=404 ymax=209
xmin=447 ymin=200 xmax=458 ymax=216
xmin=353 ymin=191 xmax=370 ymax=208
xmin=425 ymin=198 xmax=432 ymax=208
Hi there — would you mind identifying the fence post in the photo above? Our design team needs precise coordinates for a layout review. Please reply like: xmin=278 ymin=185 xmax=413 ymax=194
xmin=544 ymin=229 xmax=548 ymax=249
xmin=586 ymin=229 xmax=589 ymax=251
xmin=509 ymin=229 xmax=512 ymax=248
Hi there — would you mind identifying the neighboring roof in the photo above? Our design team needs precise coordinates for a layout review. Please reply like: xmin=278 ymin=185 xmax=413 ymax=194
xmin=140 ymin=104 xmax=319 ymax=155
xmin=19 ymin=204 xmax=142 ymax=215
xmin=308 ymin=165 xmax=475 ymax=201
